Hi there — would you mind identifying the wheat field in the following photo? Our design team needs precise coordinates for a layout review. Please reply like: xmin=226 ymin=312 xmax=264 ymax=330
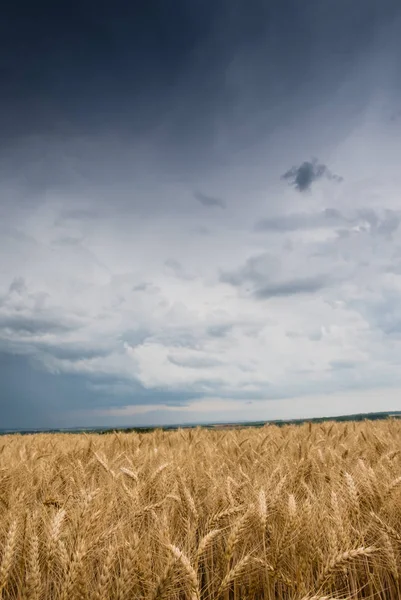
xmin=1 ymin=420 xmax=401 ymax=599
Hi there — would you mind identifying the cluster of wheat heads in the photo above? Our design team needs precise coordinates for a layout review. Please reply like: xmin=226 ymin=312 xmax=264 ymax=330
xmin=1 ymin=420 xmax=401 ymax=599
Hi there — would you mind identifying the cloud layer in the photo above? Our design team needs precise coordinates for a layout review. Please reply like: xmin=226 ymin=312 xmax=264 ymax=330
xmin=1 ymin=0 xmax=401 ymax=428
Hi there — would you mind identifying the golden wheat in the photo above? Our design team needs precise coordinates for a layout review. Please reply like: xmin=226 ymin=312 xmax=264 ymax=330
xmin=1 ymin=420 xmax=401 ymax=598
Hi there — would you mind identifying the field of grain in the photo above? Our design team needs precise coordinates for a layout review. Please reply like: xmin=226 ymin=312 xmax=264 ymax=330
xmin=1 ymin=420 xmax=401 ymax=599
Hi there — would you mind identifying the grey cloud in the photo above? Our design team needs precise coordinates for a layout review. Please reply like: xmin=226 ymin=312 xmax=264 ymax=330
xmin=255 ymin=208 xmax=345 ymax=232
xmin=168 ymin=355 xmax=223 ymax=369
xmin=165 ymin=259 xmax=182 ymax=271
xmin=356 ymin=209 xmax=401 ymax=236
xmin=286 ymin=329 xmax=323 ymax=341
xmin=120 ymin=328 xmax=151 ymax=347
xmin=194 ymin=191 xmax=226 ymax=209
xmin=206 ymin=323 xmax=233 ymax=338
xmin=35 ymin=342 xmax=113 ymax=362
xmin=9 ymin=276 xmax=27 ymax=295
xmin=281 ymin=158 xmax=343 ymax=192
xmin=152 ymin=329 xmax=200 ymax=350
xmin=58 ymin=208 xmax=99 ymax=221
xmin=255 ymin=207 xmax=401 ymax=238
xmin=329 ymin=360 xmax=358 ymax=370
xmin=254 ymin=275 xmax=328 ymax=299
xmin=0 ymin=314 xmax=78 ymax=335
xmin=0 ymin=279 xmax=80 ymax=337
xmin=52 ymin=236 xmax=84 ymax=247
xmin=164 ymin=259 xmax=194 ymax=280
xmin=220 ymin=253 xmax=278 ymax=288
xmin=308 ymin=330 xmax=323 ymax=341
xmin=350 ymin=292 xmax=401 ymax=338
xmin=221 ymin=253 xmax=330 ymax=299
xmin=132 ymin=282 xmax=155 ymax=293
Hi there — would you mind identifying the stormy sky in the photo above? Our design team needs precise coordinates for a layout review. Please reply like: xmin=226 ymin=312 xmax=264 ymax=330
xmin=1 ymin=0 xmax=401 ymax=429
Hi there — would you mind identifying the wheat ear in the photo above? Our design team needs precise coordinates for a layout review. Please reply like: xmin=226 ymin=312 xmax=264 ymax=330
xmin=0 ymin=519 xmax=18 ymax=598
xmin=94 ymin=544 xmax=115 ymax=600
xmin=218 ymin=555 xmax=253 ymax=596
xmin=167 ymin=544 xmax=200 ymax=600
xmin=317 ymin=546 xmax=377 ymax=587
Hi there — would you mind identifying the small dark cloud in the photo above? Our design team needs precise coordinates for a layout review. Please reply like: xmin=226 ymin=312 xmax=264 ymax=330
xmin=165 ymin=259 xmax=182 ymax=271
xmin=132 ymin=282 xmax=151 ymax=292
xmin=254 ymin=275 xmax=328 ymax=299
xmin=194 ymin=191 xmax=226 ymax=209
xmin=220 ymin=253 xmax=329 ymax=299
xmin=281 ymin=158 xmax=343 ymax=192
xmin=164 ymin=259 xmax=194 ymax=281
xmin=207 ymin=323 xmax=233 ymax=338
xmin=330 ymin=360 xmax=357 ymax=370
xmin=220 ymin=253 xmax=279 ymax=289
xmin=9 ymin=277 xmax=27 ymax=295
xmin=168 ymin=354 xmax=223 ymax=369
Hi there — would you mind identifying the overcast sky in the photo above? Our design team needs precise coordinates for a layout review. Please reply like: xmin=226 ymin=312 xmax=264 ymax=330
xmin=1 ymin=0 xmax=401 ymax=430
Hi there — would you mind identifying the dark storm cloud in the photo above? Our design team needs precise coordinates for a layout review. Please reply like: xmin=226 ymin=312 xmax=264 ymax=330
xmin=0 ymin=351 xmax=112 ymax=429
xmin=1 ymin=0 xmax=399 ymax=179
xmin=0 ymin=1 xmax=221 ymax=137
xmin=281 ymin=158 xmax=343 ymax=192
xmin=194 ymin=192 xmax=226 ymax=209
xmin=0 ymin=351 xmax=203 ymax=430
